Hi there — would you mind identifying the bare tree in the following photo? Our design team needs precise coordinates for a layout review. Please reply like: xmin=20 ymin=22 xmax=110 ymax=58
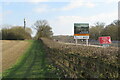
xmin=33 ymin=20 xmax=53 ymax=39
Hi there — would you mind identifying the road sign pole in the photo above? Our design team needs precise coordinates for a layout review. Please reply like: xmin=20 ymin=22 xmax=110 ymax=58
xmin=86 ymin=39 xmax=88 ymax=46
xmin=75 ymin=39 xmax=77 ymax=45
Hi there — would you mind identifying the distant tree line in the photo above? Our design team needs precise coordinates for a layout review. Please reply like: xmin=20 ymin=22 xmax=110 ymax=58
xmin=90 ymin=20 xmax=119 ymax=41
xmin=1 ymin=20 xmax=53 ymax=40
xmin=1 ymin=19 xmax=119 ymax=41
xmin=1 ymin=26 xmax=32 ymax=40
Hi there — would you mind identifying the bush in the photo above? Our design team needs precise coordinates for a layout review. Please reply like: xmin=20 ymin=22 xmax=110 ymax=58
xmin=2 ymin=26 xmax=32 ymax=40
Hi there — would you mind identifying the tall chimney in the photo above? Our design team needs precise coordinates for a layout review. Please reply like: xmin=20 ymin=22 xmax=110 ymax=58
xmin=118 ymin=1 xmax=120 ymax=20
xmin=24 ymin=18 xmax=26 ymax=29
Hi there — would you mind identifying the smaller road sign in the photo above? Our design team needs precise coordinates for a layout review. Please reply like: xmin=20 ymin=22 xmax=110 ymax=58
xmin=99 ymin=36 xmax=111 ymax=44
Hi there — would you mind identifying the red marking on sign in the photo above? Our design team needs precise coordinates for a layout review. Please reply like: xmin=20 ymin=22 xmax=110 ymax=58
xmin=99 ymin=36 xmax=111 ymax=44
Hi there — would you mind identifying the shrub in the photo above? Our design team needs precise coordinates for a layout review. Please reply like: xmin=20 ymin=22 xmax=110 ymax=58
xmin=2 ymin=26 xmax=32 ymax=40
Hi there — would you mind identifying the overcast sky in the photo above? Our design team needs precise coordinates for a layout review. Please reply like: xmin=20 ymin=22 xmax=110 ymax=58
xmin=0 ymin=0 xmax=119 ymax=36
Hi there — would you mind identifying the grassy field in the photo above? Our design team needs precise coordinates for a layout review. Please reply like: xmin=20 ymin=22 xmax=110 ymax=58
xmin=2 ymin=39 xmax=119 ymax=79
xmin=2 ymin=40 xmax=30 ymax=72
xmin=2 ymin=40 xmax=61 ymax=79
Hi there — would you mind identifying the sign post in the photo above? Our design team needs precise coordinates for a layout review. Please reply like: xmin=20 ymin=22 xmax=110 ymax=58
xmin=74 ymin=23 xmax=89 ymax=45
xmin=86 ymin=39 xmax=88 ymax=46
xmin=75 ymin=39 xmax=77 ymax=45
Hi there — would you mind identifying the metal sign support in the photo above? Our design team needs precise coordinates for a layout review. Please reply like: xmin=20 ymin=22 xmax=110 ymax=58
xmin=86 ymin=39 xmax=88 ymax=46
xmin=75 ymin=39 xmax=77 ymax=45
